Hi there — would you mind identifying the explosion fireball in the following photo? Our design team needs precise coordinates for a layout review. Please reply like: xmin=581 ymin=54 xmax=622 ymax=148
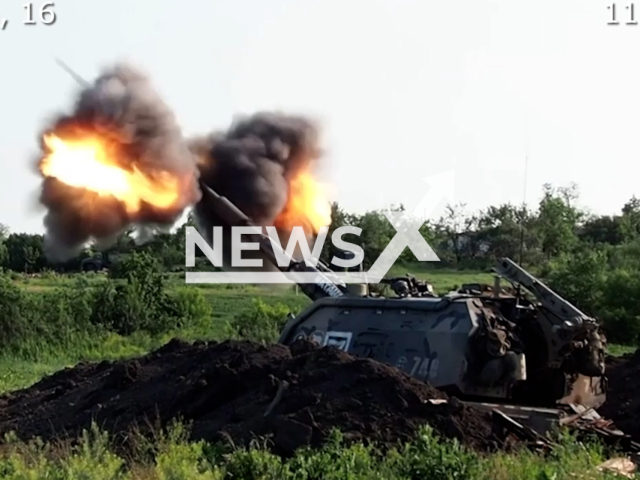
xmin=190 ymin=112 xmax=332 ymax=270
xmin=36 ymin=62 xmax=332 ymax=266
xmin=193 ymin=113 xmax=330 ymax=228
xmin=36 ymin=63 xmax=200 ymax=261
xmin=275 ymin=171 xmax=331 ymax=234
xmin=40 ymin=132 xmax=182 ymax=214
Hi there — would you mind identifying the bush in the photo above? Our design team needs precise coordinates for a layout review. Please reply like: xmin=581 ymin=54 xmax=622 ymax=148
xmin=542 ymin=246 xmax=608 ymax=315
xmin=90 ymin=278 xmax=160 ymax=335
xmin=0 ymin=250 xmax=214 ymax=357
xmin=542 ymin=244 xmax=640 ymax=345
xmin=91 ymin=252 xmax=212 ymax=336
xmin=599 ymin=269 xmax=640 ymax=344
xmin=163 ymin=288 xmax=213 ymax=334
xmin=108 ymin=250 xmax=163 ymax=281
xmin=0 ymin=274 xmax=28 ymax=349
xmin=0 ymin=273 xmax=98 ymax=357
xmin=224 ymin=299 xmax=293 ymax=343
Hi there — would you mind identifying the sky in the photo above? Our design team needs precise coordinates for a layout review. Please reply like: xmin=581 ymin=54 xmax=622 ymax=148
xmin=0 ymin=0 xmax=638 ymax=234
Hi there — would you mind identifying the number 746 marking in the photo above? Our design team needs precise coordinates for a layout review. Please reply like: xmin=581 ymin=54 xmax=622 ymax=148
xmin=409 ymin=356 xmax=439 ymax=380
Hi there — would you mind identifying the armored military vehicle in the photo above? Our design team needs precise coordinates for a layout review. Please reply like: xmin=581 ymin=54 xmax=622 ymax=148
xmin=279 ymin=260 xmax=606 ymax=410
xmin=197 ymin=182 xmax=607 ymax=427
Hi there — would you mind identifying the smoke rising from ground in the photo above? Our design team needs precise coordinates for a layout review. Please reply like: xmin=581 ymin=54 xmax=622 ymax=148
xmin=190 ymin=112 xmax=324 ymax=270
xmin=37 ymin=63 xmax=201 ymax=262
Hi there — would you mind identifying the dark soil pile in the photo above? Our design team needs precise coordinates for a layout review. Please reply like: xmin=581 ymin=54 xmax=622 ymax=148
xmin=0 ymin=339 xmax=517 ymax=454
xmin=600 ymin=350 xmax=640 ymax=438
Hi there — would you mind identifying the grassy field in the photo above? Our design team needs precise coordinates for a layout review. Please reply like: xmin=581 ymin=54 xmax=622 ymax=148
xmin=14 ymin=264 xmax=488 ymax=296
xmin=0 ymin=266 xmax=634 ymax=479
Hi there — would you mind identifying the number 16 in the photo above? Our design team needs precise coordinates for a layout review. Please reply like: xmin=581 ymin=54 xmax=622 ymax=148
xmin=24 ymin=2 xmax=56 ymax=25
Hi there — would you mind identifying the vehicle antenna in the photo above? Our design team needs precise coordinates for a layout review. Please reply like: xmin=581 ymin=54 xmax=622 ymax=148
xmin=518 ymin=116 xmax=529 ymax=267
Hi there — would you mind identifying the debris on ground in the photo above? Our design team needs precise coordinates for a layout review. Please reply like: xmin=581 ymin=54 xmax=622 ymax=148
xmin=596 ymin=457 xmax=637 ymax=478
xmin=0 ymin=339 xmax=522 ymax=454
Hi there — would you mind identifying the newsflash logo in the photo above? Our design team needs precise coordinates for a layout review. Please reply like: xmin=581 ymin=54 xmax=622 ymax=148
xmin=185 ymin=172 xmax=454 ymax=284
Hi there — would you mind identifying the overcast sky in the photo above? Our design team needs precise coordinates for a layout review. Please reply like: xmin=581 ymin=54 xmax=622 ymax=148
xmin=0 ymin=0 xmax=636 ymax=233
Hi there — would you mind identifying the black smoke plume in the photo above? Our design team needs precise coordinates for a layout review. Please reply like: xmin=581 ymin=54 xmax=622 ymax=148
xmin=190 ymin=112 xmax=324 ymax=271
xmin=37 ymin=62 xmax=201 ymax=261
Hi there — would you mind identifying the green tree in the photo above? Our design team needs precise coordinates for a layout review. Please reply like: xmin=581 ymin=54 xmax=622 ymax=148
xmin=434 ymin=203 xmax=478 ymax=263
xmin=543 ymin=245 xmax=608 ymax=314
xmin=319 ymin=202 xmax=353 ymax=265
xmin=619 ymin=196 xmax=640 ymax=242
xmin=476 ymin=203 xmax=538 ymax=261
xmin=535 ymin=183 xmax=582 ymax=259
xmin=3 ymin=233 xmax=46 ymax=272
xmin=139 ymin=232 xmax=183 ymax=270
xmin=599 ymin=268 xmax=640 ymax=343
xmin=356 ymin=210 xmax=399 ymax=268
xmin=579 ymin=215 xmax=623 ymax=245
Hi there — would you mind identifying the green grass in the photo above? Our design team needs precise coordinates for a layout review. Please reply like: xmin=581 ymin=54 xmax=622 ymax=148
xmin=13 ymin=266 xmax=495 ymax=294
xmin=0 ymin=331 xmax=188 ymax=394
xmin=0 ymin=422 xmax=621 ymax=480
xmin=606 ymin=343 xmax=636 ymax=357
xmin=387 ymin=263 xmax=495 ymax=292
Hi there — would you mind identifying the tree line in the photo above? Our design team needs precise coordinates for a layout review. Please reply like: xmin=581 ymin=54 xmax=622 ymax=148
xmin=0 ymin=182 xmax=636 ymax=275
xmin=2 ymin=183 xmax=640 ymax=343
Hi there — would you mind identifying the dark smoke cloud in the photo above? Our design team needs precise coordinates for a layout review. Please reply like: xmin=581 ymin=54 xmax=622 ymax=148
xmin=37 ymin=62 xmax=201 ymax=262
xmin=190 ymin=112 xmax=323 ymax=270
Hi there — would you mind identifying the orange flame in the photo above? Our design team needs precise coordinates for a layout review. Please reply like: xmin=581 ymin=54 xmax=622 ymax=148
xmin=275 ymin=171 xmax=331 ymax=234
xmin=39 ymin=132 xmax=182 ymax=214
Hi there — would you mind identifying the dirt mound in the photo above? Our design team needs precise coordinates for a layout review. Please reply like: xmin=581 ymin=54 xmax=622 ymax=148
xmin=600 ymin=350 xmax=640 ymax=438
xmin=0 ymin=339 xmax=517 ymax=454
